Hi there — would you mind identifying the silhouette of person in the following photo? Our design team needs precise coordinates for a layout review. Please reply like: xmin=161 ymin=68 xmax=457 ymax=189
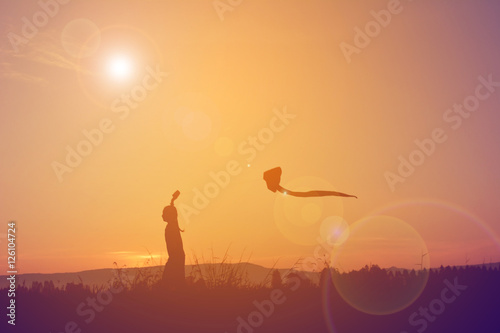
xmin=161 ymin=191 xmax=185 ymax=290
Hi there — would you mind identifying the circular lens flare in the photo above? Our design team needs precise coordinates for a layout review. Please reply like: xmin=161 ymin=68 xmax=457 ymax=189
xmin=181 ymin=110 xmax=213 ymax=141
xmin=369 ymin=198 xmax=500 ymax=259
xmin=320 ymin=216 xmax=350 ymax=246
xmin=61 ymin=18 xmax=101 ymax=58
xmin=162 ymin=93 xmax=221 ymax=152
xmin=273 ymin=176 xmax=344 ymax=246
xmin=330 ymin=215 xmax=429 ymax=315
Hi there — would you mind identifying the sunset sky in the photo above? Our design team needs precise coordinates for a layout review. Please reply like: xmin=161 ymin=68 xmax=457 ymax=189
xmin=1 ymin=0 xmax=500 ymax=274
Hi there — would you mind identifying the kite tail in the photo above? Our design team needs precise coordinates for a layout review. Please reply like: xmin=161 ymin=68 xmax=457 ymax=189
xmin=278 ymin=187 xmax=357 ymax=198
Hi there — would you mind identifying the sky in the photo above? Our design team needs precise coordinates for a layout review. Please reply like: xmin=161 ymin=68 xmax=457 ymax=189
xmin=1 ymin=0 xmax=500 ymax=274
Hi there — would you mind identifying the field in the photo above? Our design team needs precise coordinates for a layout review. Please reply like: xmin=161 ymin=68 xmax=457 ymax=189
xmin=2 ymin=263 xmax=499 ymax=333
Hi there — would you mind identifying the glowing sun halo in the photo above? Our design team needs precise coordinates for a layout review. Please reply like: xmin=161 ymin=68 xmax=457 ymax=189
xmin=107 ymin=55 xmax=133 ymax=81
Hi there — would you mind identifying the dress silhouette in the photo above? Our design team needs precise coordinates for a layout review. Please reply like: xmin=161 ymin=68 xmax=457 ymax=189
xmin=162 ymin=191 xmax=185 ymax=290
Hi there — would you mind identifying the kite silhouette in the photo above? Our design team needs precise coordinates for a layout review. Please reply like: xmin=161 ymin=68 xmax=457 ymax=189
xmin=263 ymin=167 xmax=357 ymax=198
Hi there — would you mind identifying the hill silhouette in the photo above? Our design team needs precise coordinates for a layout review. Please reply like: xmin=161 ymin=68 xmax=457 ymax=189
xmin=0 ymin=262 xmax=320 ymax=289
xmin=2 ymin=261 xmax=497 ymax=289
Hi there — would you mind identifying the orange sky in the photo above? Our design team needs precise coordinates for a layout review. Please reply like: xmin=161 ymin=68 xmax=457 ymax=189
xmin=1 ymin=0 xmax=500 ymax=274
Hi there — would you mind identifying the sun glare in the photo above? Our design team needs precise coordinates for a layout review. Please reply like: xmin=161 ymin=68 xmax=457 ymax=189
xmin=107 ymin=55 xmax=133 ymax=81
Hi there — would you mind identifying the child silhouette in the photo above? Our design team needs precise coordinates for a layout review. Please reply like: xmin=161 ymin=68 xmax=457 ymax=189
xmin=161 ymin=191 xmax=185 ymax=290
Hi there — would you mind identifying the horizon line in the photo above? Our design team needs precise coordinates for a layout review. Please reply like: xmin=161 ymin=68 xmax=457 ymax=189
xmin=3 ymin=260 xmax=499 ymax=276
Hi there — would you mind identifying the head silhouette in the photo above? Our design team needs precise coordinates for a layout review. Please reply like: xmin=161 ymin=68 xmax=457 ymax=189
xmin=162 ymin=205 xmax=178 ymax=223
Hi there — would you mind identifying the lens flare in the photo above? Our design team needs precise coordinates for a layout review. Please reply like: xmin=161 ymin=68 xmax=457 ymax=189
xmin=162 ymin=93 xmax=221 ymax=152
xmin=301 ymin=202 xmax=323 ymax=225
xmin=61 ymin=18 xmax=101 ymax=58
xmin=371 ymin=198 xmax=500 ymax=250
xmin=319 ymin=216 xmax=350 ymax=246
xmin=330 ymin=215 xmax=429 ymax=315
xmin=368 ymin=198 xmax=500 ymax=265
xmin=273 ymin=176 xmax=344 ymax=246
xmin=181 ymin=110 xmax=213 ymax=141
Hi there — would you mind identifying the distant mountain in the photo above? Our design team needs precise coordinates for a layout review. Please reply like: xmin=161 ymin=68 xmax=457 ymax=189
xmin=2 ymin=262 xmax=497 ymax=289
xmin=0 ymin=263 xmax=318 ymax=289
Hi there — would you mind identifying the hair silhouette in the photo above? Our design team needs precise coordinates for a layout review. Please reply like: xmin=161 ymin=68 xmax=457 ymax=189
xmin=161 ymin=190 xmax=185 ymax=290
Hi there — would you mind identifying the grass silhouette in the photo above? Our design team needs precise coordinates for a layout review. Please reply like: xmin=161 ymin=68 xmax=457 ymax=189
xmin=2 ymin=253 xmax=499 ymax=333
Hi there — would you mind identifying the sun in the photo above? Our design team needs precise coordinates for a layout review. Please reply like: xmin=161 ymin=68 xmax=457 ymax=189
xmin=107 ymin=55 xmax=133 ymax=81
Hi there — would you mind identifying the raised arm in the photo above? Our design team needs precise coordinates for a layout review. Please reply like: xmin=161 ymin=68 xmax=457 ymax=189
xmin=170 ymin=190 xmax=180 ymax=206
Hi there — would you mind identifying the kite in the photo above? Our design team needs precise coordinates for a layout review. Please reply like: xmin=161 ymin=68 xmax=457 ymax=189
xmin=263 ymin=167 xmax=357 ymax=198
